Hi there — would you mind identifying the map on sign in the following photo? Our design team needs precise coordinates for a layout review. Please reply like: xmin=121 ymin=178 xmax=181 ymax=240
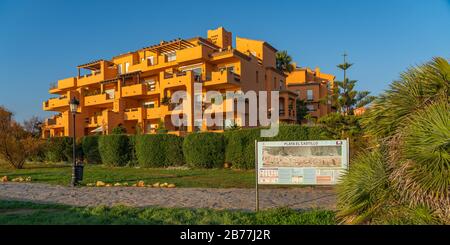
xmin=257 ymin=140 xmax=349 ymax=185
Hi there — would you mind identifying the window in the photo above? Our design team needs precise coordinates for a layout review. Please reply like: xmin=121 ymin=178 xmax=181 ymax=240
xmin=144 ymin=102 xmax=155 ymax=108
xmin=125 ymin=62 xmax=130 ymax=73
xmin=279 ymin=80 xmax=284 ymax=89
xmin=256 ymin=71 xmax=259 ymax=83
xmin=192 ymin=68 xmax=202 ymax=82
xmin=105 ymin=89 xmax=115 ymax=99
xmin=144 ymin=79 xmax=156 ymax=91
xmin=307 ymin=90 xmax=313 ymax=101
xmin=273 ymin=77 xmax=277 ymax=89
xmin=117 ymin=64 xmax=123 ymax=74
xmin=306 ymin=104 xmax=315 ymax=111
xmin=147 ymin=56 xmax=154 ymax=65
xmin=166 ymin=52 xmax=176 ymax=62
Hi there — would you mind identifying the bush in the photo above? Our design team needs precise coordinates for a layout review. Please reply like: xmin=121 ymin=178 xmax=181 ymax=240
xmin=45 ymin=137 xmax=73 ymax=162
xmin=128 ymin=135 xmax=138 ymax=166
xmin=135 ymin=134 xmax=184 ymax=167
xmin=224 ymin=128 xmax=260 ymax=169
xmin=81 ymin=136 xmax=101 ymax=164
xmin=224 ymin=125 xmax=325 ymax=169
xmin=98 ymin=135 xmax=130 ymax=166
xmin=183 ymin=132 xmax=224 ymax=168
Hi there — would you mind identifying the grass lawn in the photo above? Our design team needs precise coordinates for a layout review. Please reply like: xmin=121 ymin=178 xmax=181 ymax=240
xmin=0 ymin=162 xmax=255 ymax=188
xmin=0 ymin=200 xmax=336 ymax=225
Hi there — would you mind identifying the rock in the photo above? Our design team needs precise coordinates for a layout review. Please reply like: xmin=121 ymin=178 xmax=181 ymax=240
xmin=96 ymin=181 xmax=106 ymax=187
xmin=160 ymin=182 xmax=168 ymax=188
xmin=0 ymin=176 xmax=8 ymax=182
xmin=122 ymin=182 xmax=129 ymax=186
xmin=12 ymin=177 xmax=24 ymax=182
xmin=137 ymin=181 xmax=145 ymax=187
xmin=168 ymin=184 xmax=176 ymax=188
xmin=132 ymin=183 xmax=137 ymax=187
xmin=86 ymin=183 xmax=95 ymax=187
xmin=25 ymin=177 xmax=32 ymax=182
xmin=152 ymin=182 xmax=160 ymax=188
xmin=105 ymin=184 xmax=112 ymax=187
xmin=224 ymin=163 xmax=232 ymax=168
xmin=114 ymin=183 xmax=122 ymax=187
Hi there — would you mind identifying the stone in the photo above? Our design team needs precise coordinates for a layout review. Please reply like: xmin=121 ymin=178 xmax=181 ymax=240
xmin=96 ymin=181 xmax=106 ymax=187
xmin=137 ymin=181 xmax=145 ymax=187
xmin=114 ymin=183 xmax=122 ymax=187
xmin=0 ymin=176 xmax=8 ymax=182
xmin=168 ymin=184 xmax=176 ymax=188
xmin=152 ymin=182 xmax=160 ymax=188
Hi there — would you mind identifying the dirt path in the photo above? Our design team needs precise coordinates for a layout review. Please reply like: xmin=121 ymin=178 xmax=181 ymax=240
xmin=0 ymin=183 xmax=336 ymax=211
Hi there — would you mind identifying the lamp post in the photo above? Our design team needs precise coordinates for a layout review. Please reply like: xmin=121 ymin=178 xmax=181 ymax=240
xmin=69 ymin=97 xmax=80 ymax=187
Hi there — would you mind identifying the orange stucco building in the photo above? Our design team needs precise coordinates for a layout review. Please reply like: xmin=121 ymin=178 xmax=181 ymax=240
xmin=42 ymin=27 xmax=299 ymax=138
xmin=285 ymin=65 xmax=335 ymax=120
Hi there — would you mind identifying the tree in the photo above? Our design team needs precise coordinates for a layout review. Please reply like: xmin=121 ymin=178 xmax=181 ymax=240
xmin=295 ymin=99 xmax=308 ymax=123
xmin=276 ymin=51 xmax=294 ymax=73
xmin=23 ymin=116 xmax=43 ymax=138
xmin=331 ymin=54 xmax=375 ymax=115
xmin=111 ymin=124 xmax=127 ymax=134
xmin=0 ymin=106 xmax=42 ymax=169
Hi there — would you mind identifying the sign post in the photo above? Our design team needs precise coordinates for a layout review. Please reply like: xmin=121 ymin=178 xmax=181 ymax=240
xmin=254 ymin=140 xmax=349 ymax=210
xmin=255 ymin=140 xmax=259 ymax=212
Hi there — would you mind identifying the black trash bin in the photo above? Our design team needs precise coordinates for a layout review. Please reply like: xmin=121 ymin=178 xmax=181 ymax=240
xmin=74 ymin=162 xmax=84 ymax=182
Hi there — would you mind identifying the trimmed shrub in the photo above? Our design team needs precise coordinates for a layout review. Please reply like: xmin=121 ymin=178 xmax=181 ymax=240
xmin=81 ymin=136 xmax=101 ymax=164
xmin=98 ymin=135 xmax=130 ymax=166
xmin=135 ymin=134 xmax=184 ymax=167
xmin=183 ymin=132 xmax=224 ymax=168
xmin=224 ymin=128 xmax=260 ymax=169
xmin=45 ymin=137 xmax=73 ymax=162
xmin=128 ymin=135 xmax=138 ymax=166
xmin=224 ymin=125 xmax=326 ymax=169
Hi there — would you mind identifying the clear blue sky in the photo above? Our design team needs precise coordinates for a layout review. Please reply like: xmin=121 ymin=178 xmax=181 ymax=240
xmin=0 ymin=0 xmax=449 ymax=122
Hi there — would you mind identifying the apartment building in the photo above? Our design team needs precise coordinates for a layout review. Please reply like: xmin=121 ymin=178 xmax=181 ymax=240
xmin=42 ymin=27 xmax=298 ymax=138
xmin=286 ymin=65 xmax=335 ymax=120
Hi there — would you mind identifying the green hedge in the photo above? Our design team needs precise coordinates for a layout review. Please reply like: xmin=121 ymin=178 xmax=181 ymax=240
xmin=81 ymin=136 xmax=101 ymax=164
xmin=44 ymin=137 xmax=73 ymax=162
xmin=183 ymin=132 xmax=225 ymax=168
xmin=135 ymin=134 xmax=184 ymax=167
xmin=224 ymin=125 xmax=327 ymax=169
xmin=98 ymin=135 xmax=130 ymax=166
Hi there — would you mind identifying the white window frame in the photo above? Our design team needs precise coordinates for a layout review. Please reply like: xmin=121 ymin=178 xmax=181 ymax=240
xmin=307 ymin=90 xmax=314 ymax=101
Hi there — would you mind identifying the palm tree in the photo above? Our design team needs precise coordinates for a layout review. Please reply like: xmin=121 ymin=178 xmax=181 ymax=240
xmin=338 ymin=57 xmax=450 ymax=224
xmin=276 ymin=51 xmax=294 ymax=73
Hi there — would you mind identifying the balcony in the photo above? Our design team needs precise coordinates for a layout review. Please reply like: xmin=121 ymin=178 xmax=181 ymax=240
xmin=77 ymin=70 xmax=103 ymax=87
xmin=144 ymin=107 xmax=161 ymax=119
xmin=45 ymin=115 xmax=64 ymax=128
xmin=204 ymin=70 xmax=241 ymax=87
xmin=122 ymin=83 xmax=159 ymax=98
xmin=162 ymin=71 xmax=195 ymax=88
xmin=43 ymin=96 xmax=69 ymax=111
xmin=122 ymin=83 xmax=145 ymax=97
xmin=124 ymin=108 xmax=143 ymax=121
xmin=87 ymin=115 xmax=104 ymax=127
xmin=176 ymin=45 xmax=210 ymax=63
xmin=84 ymin=93 xmax=114 ymax=106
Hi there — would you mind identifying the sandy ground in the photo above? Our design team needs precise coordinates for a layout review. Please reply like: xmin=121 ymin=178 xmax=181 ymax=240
xmin=0 ymin=183 xmax=336 ymax=211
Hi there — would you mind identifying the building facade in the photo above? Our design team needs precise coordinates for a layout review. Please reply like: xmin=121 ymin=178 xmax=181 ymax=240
xmin=42 ymin=27 xmax=298 ymax=138
xmin=285 ymin=66 xmax=335 ymax=121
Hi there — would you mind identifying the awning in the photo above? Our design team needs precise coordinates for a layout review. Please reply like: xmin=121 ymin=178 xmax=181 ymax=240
xmin=91 ymin=126 xmax=103 ymax=133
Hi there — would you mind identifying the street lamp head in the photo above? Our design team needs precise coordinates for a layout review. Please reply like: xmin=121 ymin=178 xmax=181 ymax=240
xmin=69 ymin=97 xmax=80 ymax=113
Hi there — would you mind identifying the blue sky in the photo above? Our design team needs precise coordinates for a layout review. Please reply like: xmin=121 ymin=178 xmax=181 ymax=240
xmin=0 ymin=0 xmax=449 ymax=122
